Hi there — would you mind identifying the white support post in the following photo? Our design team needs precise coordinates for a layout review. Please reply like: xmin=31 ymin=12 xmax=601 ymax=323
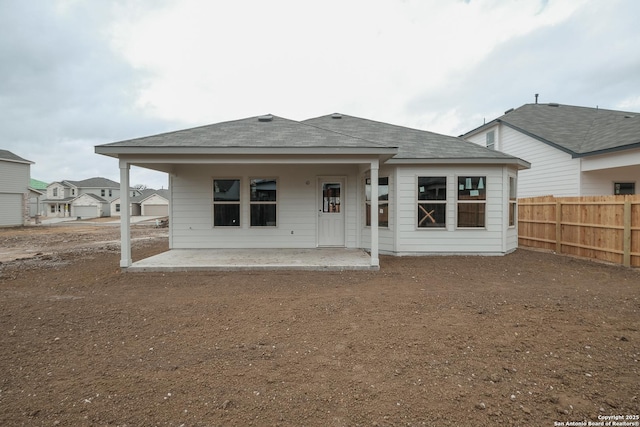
xmin=120 ymin=161 xmax=132 ymax=268
xmin=370 ymin=160 xmax=379 ymax=267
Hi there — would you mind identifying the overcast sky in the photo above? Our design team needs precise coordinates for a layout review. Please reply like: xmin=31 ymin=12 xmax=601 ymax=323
xmin=2 ymin=0 xmax=639 ymax=190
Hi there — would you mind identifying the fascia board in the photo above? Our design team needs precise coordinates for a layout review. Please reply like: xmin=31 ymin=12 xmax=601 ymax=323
xmin=386 ymin=157 xmax=531 ymax=170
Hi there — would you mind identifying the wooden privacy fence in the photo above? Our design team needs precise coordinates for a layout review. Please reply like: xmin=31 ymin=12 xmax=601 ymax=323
xmin=518 ymin=195 xmax=640 ymax=267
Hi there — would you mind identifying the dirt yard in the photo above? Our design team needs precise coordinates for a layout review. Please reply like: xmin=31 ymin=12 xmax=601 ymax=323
xmin=0 ymin=223 xmax=638 ymax=426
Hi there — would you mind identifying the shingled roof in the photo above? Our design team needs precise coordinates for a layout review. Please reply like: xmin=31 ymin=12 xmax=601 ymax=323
xmin=97 ymin=115 xmax=393 ymax=153
xmin=304 ymin=113 xmax=525 ymax=165
xmin=464 ymin=103 xmax=640 ymax=157
xmin=96 ymin=113 xmax=528 ymax=168
xmin=63 ymin=177 xmax=120 ymax=188
xmin=0 ymin=149 xmax=33 ymax=164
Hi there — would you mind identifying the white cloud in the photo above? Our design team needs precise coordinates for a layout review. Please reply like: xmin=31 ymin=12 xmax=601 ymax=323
xmin=1 ymin=0 xmax=637 ymax=191
xmin=106 ymin=0 xmax=588 ymax=127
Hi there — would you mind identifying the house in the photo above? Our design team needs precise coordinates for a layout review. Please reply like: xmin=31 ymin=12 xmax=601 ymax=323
xmin=110 ymin=189 xmax=169 ymax=217
xmin=462 ymin=103 xmax=640 ymax=197
xmin=42 ymin=177 xmax=120 ymax=218
xmin=0 ymin=149 xmax=33 ymax=227
xmin=95 ymin=113 xmax=530 ymax=268
xmin=29 ymin=178 xmax=48 ymax=217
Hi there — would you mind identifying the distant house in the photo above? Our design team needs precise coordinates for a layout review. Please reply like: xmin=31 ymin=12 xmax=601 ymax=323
xmin=29 ymin=178 xmax=48 ymax=217
xmin=0 ymin=149 xmax=33 ymax=226
xmin=110 ymin=189 xmax=169 ymax=217
xmin=42 ymin=177 xmax=120 ymax=218
xmin=96 ymin=113 xmax=529 ymax=269
xmin=462 ymin=103 xmax=640 ymax=197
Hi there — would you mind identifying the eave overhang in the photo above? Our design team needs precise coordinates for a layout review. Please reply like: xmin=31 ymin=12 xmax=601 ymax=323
xmin=387 ymin=157 xmax=530 ymax=170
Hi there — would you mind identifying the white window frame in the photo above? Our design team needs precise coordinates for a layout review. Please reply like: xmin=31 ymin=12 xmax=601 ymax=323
xmin=417 ymin=176 xmax=447 ymax=229
xmin=456 ymin=176 xmax=487 ymax=229
xmin=365 ymin=176 xmax=389 ymax=228
xmin=249 ymin=177 xmax=278 ymax=227
xmin=213 ymin=178 xmax=242 ymax=227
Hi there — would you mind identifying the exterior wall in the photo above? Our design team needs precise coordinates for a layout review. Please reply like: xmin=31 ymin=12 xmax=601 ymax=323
xmin=78 ymin=187 xmax=119 ymax=202
xmin=110 ymin=199 xmax=121 ymax=216
xmin=0 ymin=193 xmax=23 ymax=226
xmin=141 ymin=194 xmax=169 ymax=216
xmin=581 ymin=165 xmax=640 ymax=195
xmin=71 ymin=194 xmax=104 ymax=218
xmin=0 ymin=160 xmax=30 ymax=226
xmin=46 ymin=183 xmax=68 ymax=199
xmin=358 ymin=164 xmax=519 ymax=255
xmin=468 ymin=126 xmax=581 ymax=197
xmin=170 ymin=163 xmax=361 ymax=249
xmin=388 ymin=164 xmax=516 ymax=255
xmin=580 ymin=149 xmax=640 ymax=195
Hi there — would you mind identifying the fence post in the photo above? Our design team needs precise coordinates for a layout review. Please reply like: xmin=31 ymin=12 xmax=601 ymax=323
xmin=623 ymin=197 xmax=631 ymax=267
xmin=555 ymin=200 xmax=562 ymax=253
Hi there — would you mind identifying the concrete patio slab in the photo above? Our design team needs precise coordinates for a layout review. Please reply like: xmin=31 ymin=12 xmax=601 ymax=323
xmin=126 ymin=248 xmax=377 ymax=272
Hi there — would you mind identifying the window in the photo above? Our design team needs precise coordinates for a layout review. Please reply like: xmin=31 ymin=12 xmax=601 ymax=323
xmin=486 ymin=130 xmax=495 ymax=150
xmin=365 ymin=177 xmax=389 ymax=227
xmin=53 ymin=188 xmax=58 ymax=197
xmin=509 ymin=177 xmax=517 ymax=227
xmin=109 ymin=189 xmax=113 ymax=197
xmin=50 ymin=205 xmax=56 ymax=213
xmin=116 ymin=203 xmax=121 ymax=213
xmin=458 ymin=176 xmax=486 ymax=228
xmin=213 ymin=179 xmax=240 ymax=226
xmin=101 ymin=189 xmax=106 ymax=197
xmin=417 ymin=177 xmax=446 ymax=228
xmin=250 ymin=178 xmax=277 ymax=226
xmin=614 ymin=182 xmax=635 ymax=195
xmin=71 ymin=189 xmax=75 ymax=196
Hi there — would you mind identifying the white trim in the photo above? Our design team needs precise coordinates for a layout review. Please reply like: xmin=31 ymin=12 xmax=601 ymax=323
xmin=119 ymin=161 xmax=132 ymax=267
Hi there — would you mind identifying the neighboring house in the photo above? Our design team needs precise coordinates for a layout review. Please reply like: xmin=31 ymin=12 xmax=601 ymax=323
xmin=462 ymin=103 xmax=640 ymax=197
xmin=110 ymin=189 xmax=169 ymax=217
xmin=0 ymin=149 xmax=33 ymax=227
xmin=96 ymin=113 xmax=529 ymax=268
xmin=29 ymin=178 xmax=48 ymax=217
xmin=42 ymin=177 xmax=120 ymax=218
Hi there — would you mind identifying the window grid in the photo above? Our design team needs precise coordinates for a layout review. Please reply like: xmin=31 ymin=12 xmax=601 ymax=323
xmin=457 ymin=176 xmax=486 ymax=228
xmin=213 ymin=179 xmax=241 ymax=227
xmin=417 ymin=177 xmax=446 ymax=228
xmin=365 ymin=177 xmax=389 ymax=227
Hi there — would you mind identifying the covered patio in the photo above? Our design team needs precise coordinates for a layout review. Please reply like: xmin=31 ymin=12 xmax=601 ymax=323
xmin=127 ymin=248 xmax=376 ymax=272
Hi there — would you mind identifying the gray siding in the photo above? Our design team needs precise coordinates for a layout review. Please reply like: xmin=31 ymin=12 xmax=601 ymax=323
xmin=170 ymin=164 xmax=361 ymax=249
xmin=0 ymin=161 xmax=30 ymax=194
xmin=0 ymin=193 xmax=23 ymax=226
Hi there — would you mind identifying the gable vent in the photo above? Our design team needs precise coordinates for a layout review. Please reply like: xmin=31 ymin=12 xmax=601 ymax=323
xmin=331 ymin=113 xmax=343 ymax=119
xmin=258 ymin=114 xmax=273 ymax=122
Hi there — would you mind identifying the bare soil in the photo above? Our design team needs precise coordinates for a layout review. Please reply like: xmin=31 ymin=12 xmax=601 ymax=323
xmin=0 ymin=223 xmax=638 ymax=426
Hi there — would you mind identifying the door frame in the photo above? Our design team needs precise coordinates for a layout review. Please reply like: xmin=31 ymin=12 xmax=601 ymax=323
xmin=316 ymin=176 xmax=347 ymax=247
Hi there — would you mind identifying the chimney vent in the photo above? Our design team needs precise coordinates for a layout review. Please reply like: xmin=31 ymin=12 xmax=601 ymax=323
xmin=535 ymin=93 xmax=539 ymax=104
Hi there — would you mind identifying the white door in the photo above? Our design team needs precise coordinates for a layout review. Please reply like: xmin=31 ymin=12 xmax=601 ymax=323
xmin=318 ymin=178 xmax=345 ymax=246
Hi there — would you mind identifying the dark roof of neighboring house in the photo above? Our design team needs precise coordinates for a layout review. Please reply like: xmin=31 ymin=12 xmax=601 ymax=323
xmin=131 ymin=189 xmax=169 ymax=203
xmin=304 ymin=114 xmax=525 ymax=165
xmin=97 ymin=115 xmax=394 ymax=152
xmin=463 ymin=103 xmax=640 ymax=157
xmin=63 ymin=177 xmax=120 ymax=188
xmin=0 ymin=149 xmax=33 ymax=164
